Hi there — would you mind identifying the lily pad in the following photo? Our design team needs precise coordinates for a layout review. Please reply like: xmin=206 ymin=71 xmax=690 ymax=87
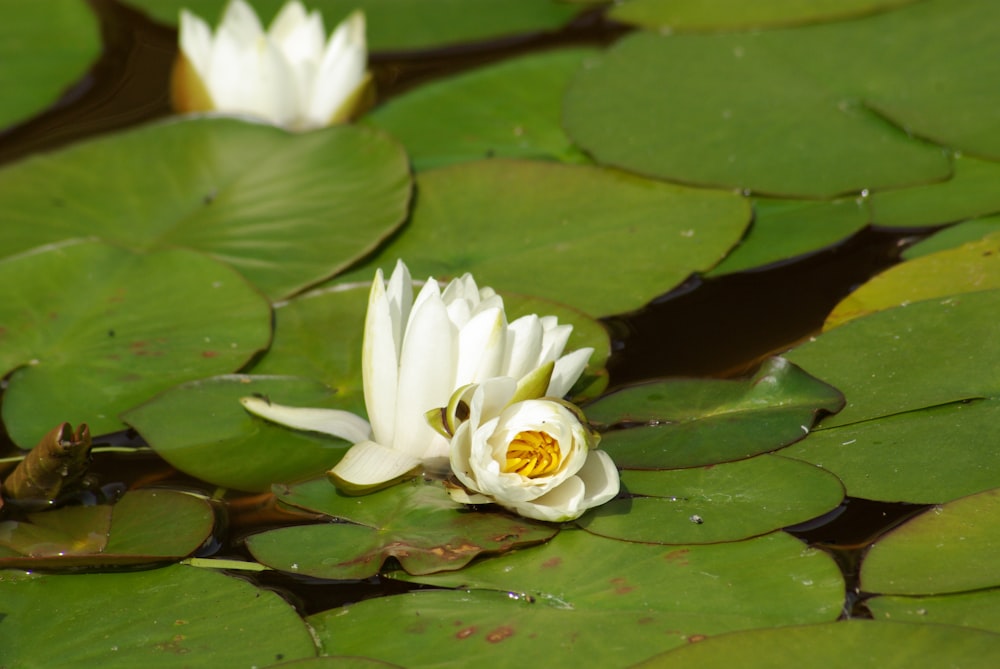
xmin=0 ymin=564 xmax=317 ymax=666
xmin=785 ymin=288 xmax=1000 ymax=428
xmin=869 ymin=589 xmax=1000 ymax=634
xmin=126 ymin=0 xmax=580 ymax=52
xmin=608 ymin=0 xmax=919 ymax=31
xmin=869 ymin=155 xmax=1000 ymax=228
xmin=0 ymin=1 xmax=100 ymax=130
xmin=0 ymin=240 xmax=271 ymax=447
xmin=901 ymin=215 xmax=1000 ymax=260
xmin=331 ymin=159 xmax=751 ymax=316
xmin=123 ymin=375 xmax=354 ymax=492
xmin=631 ymin=620 xmax=1000 ymax=668
xmin=585 ymin=358 xmax=843 ymax=469
xmin=823 ymin=233 xmax=1000 ymax=329
xmin=368 ymin=48 xmax=593 ymax=170
xmin=564 ymin=27 xmax=950 ymax=197
xmin=707 ymin=197 xmax=869 ymax=276
xmin=247 ymin=477 xmax=557 ymax=579
xmin=580 ymin=455 xmax=844 ymax=544
xmin=0 ymin=117 xmax=411 ymax=299
xmin=311 ymin=530 xmax=842 ymax=667
xmin=781 ymin=399 xmax=1000 ymax=504
xmin=0 ymin=489 xmax=214 ymax=569
xmin=860 ymin=488 xmax=1000 ymax=595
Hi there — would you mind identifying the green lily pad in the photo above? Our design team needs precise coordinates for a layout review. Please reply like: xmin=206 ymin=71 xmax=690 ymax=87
xmin=311 ymin=530 xmax=842 ymax=667
xmin=860 ymin=488 xmax=1000 ymax=595
xmin=123 ymin=375 xmax=354 ymax=492
xmin=564 ymin=27 xmax=950 ymax=198
xmin=0 ymin=564 xmax=317 ymax=666
xmin=125 ymin=0 xmax=580 ymax=52
xmin=247 ymin=477 xmax=557 ymax=579
xmin=781 ymin=399 xmax=1000 ymax=504
xmin=0 ymin=489 xmax=214 ymax=569
xmin=0 ymin=117 xmax=411 ymax=300
xmin=824 ymin=232 xmax=1000 ymax=329
xmin=0 ymin=1 xmax=100 ymax=130
xmin=368 ymin=48 xmax=593 ymax=170
xmin=869 ymin=589 xmax=1000 ymax=634
xmin=580 ymin=455 xmax=844 ymax=544
xmin=785 ymin=288 xmax=1000 ymax=428
xmin=870 ymin=155 xmax=1000 ymax=228
xmin=585 ymin=358 xmax=843 ymax=469
xmin=608 ymin=0 xmax=919 ymax=31
xmin=0 ymin=240 xmax=271 ymax=447
xmin=707 ymin=197 xmax=869 ymax=276
xmin=902 ymin=215 xmax=1000 ymax=260
xmin=331 ymin=159 xmax=751 ymax=316
xmin=266 ymin=659 xmax=403 ymax=669
xmin=631 ymin=620 xmax=1000 ymax=668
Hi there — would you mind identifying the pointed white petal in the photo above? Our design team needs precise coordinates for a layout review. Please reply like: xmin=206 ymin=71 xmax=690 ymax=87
xmin=328 ymin=440 xmax=421 ymax=493
xmin=240 ymin=397 xmax=371 ymax=443
xmin=504 ymin=315 xmax=544 ymax=380
xmin=363 ymin=268 xmax=399 ymax=446
xmin=576 ymin=450 xmax=620 ymax=508
xmin=178 ymin=10 xmax=214 ymax=81
xmin=546 ymin=347 xmax=593 ymax=398
xmin=385 ymin=260 xmax=413 ymax=357
xmin=456 ymin=307 xmax=506 ymax=385
xmin=538 ymin=323 xmax=573 ymax=365
xmin=307 ymin=10 xmax=367 ymax=124
xmin=220 ymin=0 xmax=265 ymax=43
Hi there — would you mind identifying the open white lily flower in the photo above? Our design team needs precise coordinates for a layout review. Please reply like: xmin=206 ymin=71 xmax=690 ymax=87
xmin=172 ymin=0 xmax=371 ymax=131
xmin=445 ymin=377 xmax=619 ymax=522
xmin=241 ymin=260 xmax=594 ymax=493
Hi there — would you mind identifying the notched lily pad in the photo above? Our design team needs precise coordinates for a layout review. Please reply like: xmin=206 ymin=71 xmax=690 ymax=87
xmin=869 ymin=589 xmax=1000 ymax=635
xmin=586 ymin=358 xmax=843 ymax=469
xmin=580 ymin=455 xmax=844 ymax=544
xmin=0 ymin=489 xmax=214 ymax=569
xmin=246 ymin=477 xmax=557 ymax=579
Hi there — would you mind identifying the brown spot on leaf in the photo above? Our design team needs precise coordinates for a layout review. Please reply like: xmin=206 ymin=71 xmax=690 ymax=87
xmin=541 ymin=557 xmax=562 ymax=569
xmin=486 ymin=626 xmax=514 ymax=643
xmin=664 ymin=548 xmax=690 ymax=565
xmin=687 ymin=634 xmax=708 ymax=643
xmin=637 ymin=617 xmax=655 ymax=625
xmin=455 ymin=626 xmax=477 ymax=639
xmin=609 ymin=577 xmax=634 ymax=595
xmin=202 ymin=350 xmax=218 ymax=358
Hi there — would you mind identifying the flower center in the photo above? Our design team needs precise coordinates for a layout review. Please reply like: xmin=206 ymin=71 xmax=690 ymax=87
xmin=504 ymin=430 xmax=561 ymax=478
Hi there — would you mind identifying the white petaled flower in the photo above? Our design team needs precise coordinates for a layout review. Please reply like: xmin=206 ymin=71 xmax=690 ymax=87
xmin=241 ymin=260 xmax=594 ymax=493
xmin=172 ymin=0 xmax=371 ymax=131
xmin=446 ymin=377 xmax=619 ymax=522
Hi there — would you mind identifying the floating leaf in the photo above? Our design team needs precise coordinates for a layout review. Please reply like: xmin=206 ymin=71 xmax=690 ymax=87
xmin=125 ymin=0 xmax=580 ymax=52
xmin=0 ymin=564 xmax=317 ymax=666
xmin=901 ymin=215 xmax=1000 ymax=260
xmin=869 ymin=589 xmax=1000 ymax=634
xmin=247 ymin=477 xmax=557 ymax=579
xmin=707 ymin=197 xmax=868 ymax=276
xmin=123 ymin=376 xmax=353 ymax=492
xmin=311 ymin=530 xmax=842 ymax=667
xmin=369 ymin=48 xmax=593 ymax=170
xmin=781 ymin=399 xmax=1000 ymax=504
xmin=0 ymin=240 xmax=271 ymax=446
xmin=631 ymin=620 xmax=1000 ymax=668
xmin=564 ymin=26 xmax=950 ymax=197
xmin=2 ymin=422 xmax=91 ymax=504
xmin=824 ymin=233 xmax=1000 ymax=329
xmin=0 ymin=1 xmax=100 ymax=130
xmin=580 ymin=455 xmax=843 ymax=544
xmin=608 ymin=0 xmax=919 ymax=31
xmin=0 ymin=117 xmax=411 ymax=300
xmin=861 ymin=488 xmax=1000 ymax=595
xmin=785 ymin=288 xmax=1000 ymax=428
xmin=869 ymin=155 xmax=1000 ymax=228
xmin=585 ymin=358 xmax=843 ymax=469
xmin=0 ymin=489 xmax=214 ymax=569
xmin=332 ymin=159 xmax=750 ymax=316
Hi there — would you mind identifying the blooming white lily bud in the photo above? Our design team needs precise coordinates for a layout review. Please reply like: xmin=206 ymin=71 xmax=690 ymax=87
xmin=241 ymin=260 xmax=594 ymax=494
xmin=172 ymin=0 xmax=372 ymax=131
xmin=447 ymin=377 xmax=619 ymax=522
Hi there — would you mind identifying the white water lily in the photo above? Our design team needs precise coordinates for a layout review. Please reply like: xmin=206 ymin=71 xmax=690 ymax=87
xmin=172 ymin=0 xmax=371 ymax=131
xmin=445 ymin=377 xmax=619 ymax=522
xmin=241 ymin=260 xmax=594 ymax=493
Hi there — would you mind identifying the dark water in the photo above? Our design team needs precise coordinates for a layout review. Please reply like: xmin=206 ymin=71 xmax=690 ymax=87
xmin=0 ymin=0 xmax=934 ymax=617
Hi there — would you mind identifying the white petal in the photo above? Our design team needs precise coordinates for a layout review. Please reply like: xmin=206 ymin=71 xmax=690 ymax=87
xmin=178 ymin=10 xmax=214 ymax=82
xmin=328 ymin=440 xmax=421 ymax=493
xmin=505 ymin=476 xmax=587 ymax=522
xmin=385 ymin=260 xmax=413 ymax=357
xmin=546 ymin=347 xmax=593 ymax=398
xmin=455 ymin=307 xmax=506 ymax=385
xmin=503 ymin=315 xmax=543 ymax=380
xmin=306 ymin=10 xmax=367 ymax=124
xmin=220 ymin=0 xmax=264 ymax=42
xmin=538 ymin=322 xmax=573 ymax=364
xmin=240 ymin=396 xmax=372 ymax=443
xmin=576 ymin=450 xmax=621 ymax=509
xmin=363 ymin=269 xmax=399 ymax=447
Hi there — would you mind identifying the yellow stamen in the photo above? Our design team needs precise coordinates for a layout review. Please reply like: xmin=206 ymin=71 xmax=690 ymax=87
xmin=504 ymin=430 xmax=561 ymax=478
